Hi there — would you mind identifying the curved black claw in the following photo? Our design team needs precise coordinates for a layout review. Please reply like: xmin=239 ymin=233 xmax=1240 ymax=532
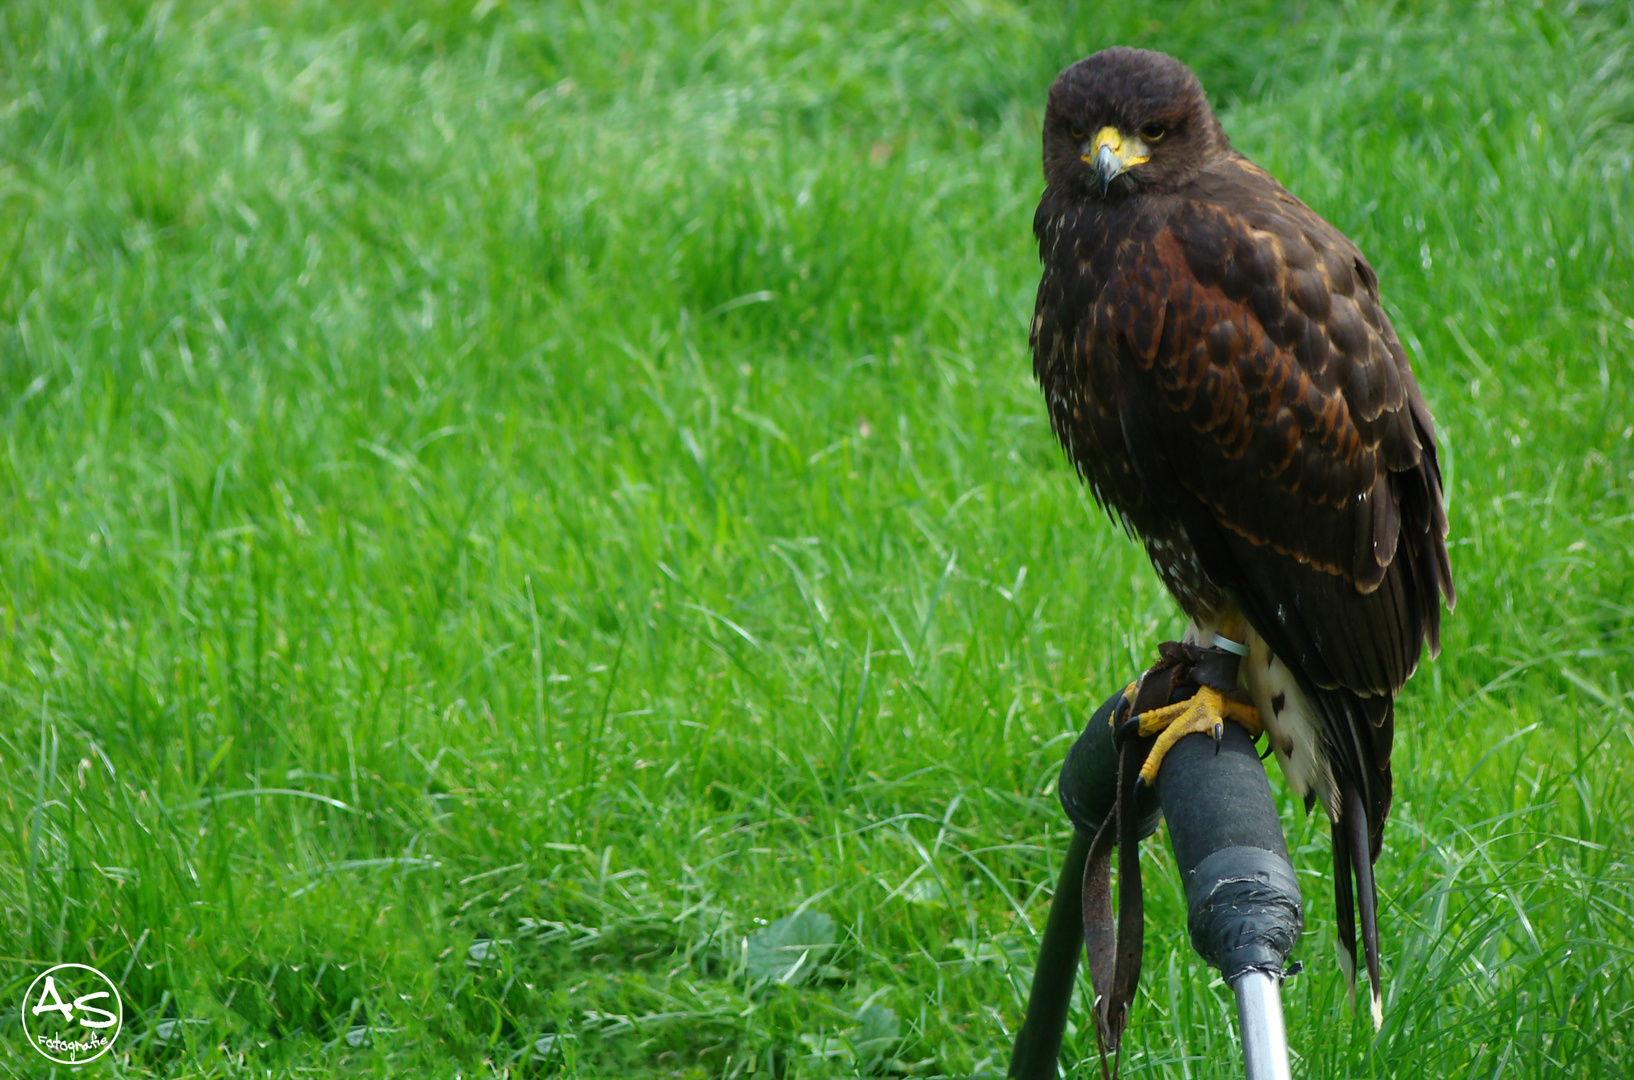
xmin=1110 ymin=694 xmax=1134 ymax=735
xmin=1114 ymin=711 xmax=1145 ymax=748
xmin=1211 ymin=721 xmax=1224 ymax=754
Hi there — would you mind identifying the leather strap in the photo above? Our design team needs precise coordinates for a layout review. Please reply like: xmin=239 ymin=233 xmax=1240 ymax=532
xmin=1080 ymin=707 xmax=1147 ymax=1076
xmin=1078 ymin=641 xmax=1246 ymax=1078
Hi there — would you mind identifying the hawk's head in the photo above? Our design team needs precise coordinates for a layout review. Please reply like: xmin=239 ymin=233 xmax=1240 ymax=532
xmin=1042 ymin=48 xmax=1229 ymax=199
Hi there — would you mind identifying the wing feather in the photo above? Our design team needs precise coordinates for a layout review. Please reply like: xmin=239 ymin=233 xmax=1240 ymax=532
xmin=1103 ymin=166 xmax=1451 ymax=690
xmin=1092 ymin=157 xmax=1452 ymax=845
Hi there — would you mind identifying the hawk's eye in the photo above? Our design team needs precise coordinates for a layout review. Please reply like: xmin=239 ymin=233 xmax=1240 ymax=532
xmin=1140 ymin=123 xmax=1168 ymax=141
xmin=1070 ymin=127 xmax=1086 ymax=142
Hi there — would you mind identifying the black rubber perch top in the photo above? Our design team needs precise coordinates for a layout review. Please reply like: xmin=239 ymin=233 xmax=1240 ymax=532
xmin=1159 ymin=717 xmax=1302 ymax=981
xmin=1008 ymin=683 xmax=1303 ymax=1079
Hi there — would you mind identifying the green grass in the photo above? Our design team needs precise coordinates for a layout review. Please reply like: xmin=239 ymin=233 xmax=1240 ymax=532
xmin=1 ymin=0 xmax=1632 ymax=1076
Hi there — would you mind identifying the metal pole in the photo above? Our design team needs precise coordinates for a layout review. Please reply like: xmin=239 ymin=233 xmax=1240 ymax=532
xmin=1233 ymin=970 xmax=1292 ymax=1080
xmin=1157 ymin=724 xmax=1301 ymax=1080
xmin=1006 ymin=829 xmax=1090 ymax=1080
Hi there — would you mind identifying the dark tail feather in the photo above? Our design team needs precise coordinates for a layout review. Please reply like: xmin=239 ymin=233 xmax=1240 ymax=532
xmin=1344 ymin=780 xmax=1385 ymax=1029
xmin=1331 ymin=813 xmax=1357 ymax=1009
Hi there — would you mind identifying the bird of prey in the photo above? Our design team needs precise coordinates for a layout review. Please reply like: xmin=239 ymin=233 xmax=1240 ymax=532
xmin=1030 ymin=47 xmax=1454 ymax=1024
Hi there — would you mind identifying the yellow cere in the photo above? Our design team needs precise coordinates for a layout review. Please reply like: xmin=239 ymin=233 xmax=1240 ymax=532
xmin=1083 ymin=125 xmax=1151 ymax=168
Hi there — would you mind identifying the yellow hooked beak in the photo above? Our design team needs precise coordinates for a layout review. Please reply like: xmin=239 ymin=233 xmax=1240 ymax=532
xmin=1081 ymin=126 xmax=1151 ymax=193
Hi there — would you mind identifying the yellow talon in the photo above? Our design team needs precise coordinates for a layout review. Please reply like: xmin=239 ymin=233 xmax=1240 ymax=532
xmin=1129 ymin=685 xmax=1261 ymax=787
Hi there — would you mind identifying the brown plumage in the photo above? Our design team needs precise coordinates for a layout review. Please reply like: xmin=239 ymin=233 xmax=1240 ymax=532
xmin=1031 ymin=47 xmax=1454 ymax=1019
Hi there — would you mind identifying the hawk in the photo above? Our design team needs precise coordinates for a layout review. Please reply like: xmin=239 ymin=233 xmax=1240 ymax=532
xmin=1030 ymin=48 xmax=1454 ymax=1024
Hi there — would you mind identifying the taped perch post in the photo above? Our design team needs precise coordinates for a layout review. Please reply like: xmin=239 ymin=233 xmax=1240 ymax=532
xmin=1009 ymin=683 xmax=1301 ymax=1080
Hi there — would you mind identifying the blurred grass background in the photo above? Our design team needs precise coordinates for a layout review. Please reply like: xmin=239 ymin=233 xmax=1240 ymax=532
xmin=1 ymin=0 xmax=1632 ymax=1076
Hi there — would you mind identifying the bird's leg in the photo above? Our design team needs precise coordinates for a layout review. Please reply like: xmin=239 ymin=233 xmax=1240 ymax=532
xmin=1120 ymin=686 xmax=1261 ymax=787
xmin=1111 ymin=606 xmax=1262 ymax=788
